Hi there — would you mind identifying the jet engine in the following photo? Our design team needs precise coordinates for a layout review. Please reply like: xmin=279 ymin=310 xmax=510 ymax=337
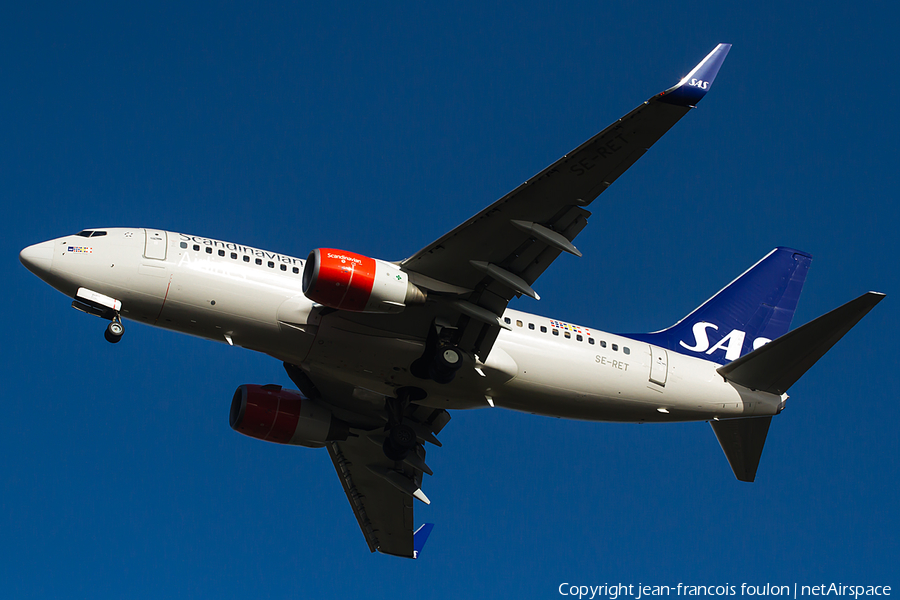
xmin=302 ymin=248 xmax=425 ymax=313
xmin=229 ymin=384 xmax=349 ymax=448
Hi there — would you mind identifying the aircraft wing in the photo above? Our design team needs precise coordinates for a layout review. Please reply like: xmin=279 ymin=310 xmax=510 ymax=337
xmin=328 ymin=437 xmax=419 ymax=557
xmin=309 ymin=384 xmax=446 ymax=557
xmin=281 ymin=363 xmax=444 ymax=558
xmin=397 ymin=44 xmax=731 ymax=359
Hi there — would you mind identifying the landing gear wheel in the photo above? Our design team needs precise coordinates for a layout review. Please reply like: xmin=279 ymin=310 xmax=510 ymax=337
xmin=428 ymin=345 xmax=464 ymax=384
xmin=383 ymin=424 xmax=417 ymax=461
xmin=389 ymin=423 xmax=417 ymax=449
xmin=105 ymin=319 xmax=124 ymax=344
xmin=436 ymin=347 xmax=462 ymax=369
xmin=382 ymin=423 xmax=417 ymax=461
xmin=382 ymin=437 xmax=408 ymax=461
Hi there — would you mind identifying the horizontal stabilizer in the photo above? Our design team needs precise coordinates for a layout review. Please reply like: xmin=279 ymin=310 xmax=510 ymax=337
xmin=710 ymin=416 xmax=772 ymax=482
xmin=717 ymin=292 xmax=885 ymax=395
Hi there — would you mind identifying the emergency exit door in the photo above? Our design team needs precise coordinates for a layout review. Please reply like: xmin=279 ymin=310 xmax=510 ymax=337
xmin=649 ymin=346 xmax=668 ymax=386
xmin=144 ymin=229 xmax=167 ymax=260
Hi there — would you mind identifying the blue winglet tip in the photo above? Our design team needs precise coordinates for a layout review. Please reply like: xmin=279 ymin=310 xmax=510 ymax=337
xmin=657 ymin=43 xmax=732 ymax=107
xmin=413 ymin=523 xmax=434 ymax=559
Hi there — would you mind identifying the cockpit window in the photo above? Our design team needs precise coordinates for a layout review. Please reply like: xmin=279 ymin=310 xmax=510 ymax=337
xmin=75 ymin=230 xmax=108 ymax=238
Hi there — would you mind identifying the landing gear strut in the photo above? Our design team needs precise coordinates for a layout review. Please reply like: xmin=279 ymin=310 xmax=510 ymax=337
xmin=382 ymin=387 xmax=425 ymax=461
xmin=104 ymin=316 xmax=124 ymax=344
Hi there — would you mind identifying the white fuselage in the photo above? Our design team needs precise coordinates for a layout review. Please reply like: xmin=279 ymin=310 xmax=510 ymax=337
xmin=23 ymin=228 xmax=785 ymax=424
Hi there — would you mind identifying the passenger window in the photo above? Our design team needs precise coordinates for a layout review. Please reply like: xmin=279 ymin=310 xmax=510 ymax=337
xmin=600 ymin=341 xmax=607 ymax=348
xmin=540 ymin=326 xmax=547 ymax=333
xmin=576 ymin=334 xmax=583 ymax=342
xmin=292 ymin=266 xmax=299 ymax=274
xmin=504 ymin=317 xmax=511 ymax=324
xmin=268 ymin=261 xmax=275 ymax=268
xmin=206 ymin=247 xmax=213 ymax=254
xmin=612 ymin=344 xmax=618 ymax=351
xmin=280 ymin=264 xmax=287 ymax=271
xmin=588 ymin=338 xmax=595 ymax=345
xmin=179 ymin=242 xmax=187 ymax=249
xmin=552 ymin=329 xmax=559 ymax=336
xmin=624 ymin=347 xmax=630 ymax=355
xmin=564 ymin=331 xmax=571 ymax=339
xmin=231 ymin=252 xmax=237 ymax=259
xmin=528 ymin=323 xmax=534 ymax=330
xmin=193 ymin=244 xmax=200 ymax=251
xmin=243 ymin=256 xmax=250 ymax=262
xmin=255 ymin=258 xmax=262 ymax=265
xmin=516 ymin=320 xmax=523 ymax=327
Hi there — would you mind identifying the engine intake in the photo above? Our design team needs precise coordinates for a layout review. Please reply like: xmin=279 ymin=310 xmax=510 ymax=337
xmin=229 ymin=384 xmax=349 ymax=448
xmin=302 ymin=248 xmax=425 ymax=313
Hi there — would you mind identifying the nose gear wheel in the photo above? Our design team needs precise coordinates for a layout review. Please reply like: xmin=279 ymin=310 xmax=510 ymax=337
xmin=104 ymin=316 xmax=124 ymax=344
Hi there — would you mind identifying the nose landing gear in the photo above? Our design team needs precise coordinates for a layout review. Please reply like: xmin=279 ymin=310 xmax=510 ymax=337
xmin=70 ymin=287 xmax=125 ymax=344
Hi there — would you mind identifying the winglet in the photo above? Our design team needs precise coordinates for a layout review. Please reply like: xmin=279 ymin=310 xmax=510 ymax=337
xmin=657 ymin=43 xmax=732 ymax=107
xmin=413 ymin=523 xmax=435 ymax=559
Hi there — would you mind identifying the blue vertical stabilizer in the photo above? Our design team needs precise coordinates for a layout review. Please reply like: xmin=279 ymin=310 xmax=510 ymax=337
xmin=624 ymin=248 xmax=812 ymax=365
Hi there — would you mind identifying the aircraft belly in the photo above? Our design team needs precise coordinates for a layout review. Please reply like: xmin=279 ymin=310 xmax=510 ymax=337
xmin=159 ymin=285 xmax=293 ymax=352
xmin=297 ymin=323 xmax=784 ymax=419
xmin=155 ymin=263 xmax=319 ymax=360
xmin=303 ymin=320 xmax=499 ymax=410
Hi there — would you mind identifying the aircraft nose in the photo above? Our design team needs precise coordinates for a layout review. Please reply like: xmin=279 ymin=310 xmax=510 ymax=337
xmin=19 ymin=240 xmax=54 ymax=276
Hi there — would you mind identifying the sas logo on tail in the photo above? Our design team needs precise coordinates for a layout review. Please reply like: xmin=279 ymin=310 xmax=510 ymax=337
xmin=689 ymin=79 xmax=710 ymax=90
xmin=679 ymin=322 xmax=770 ymax=361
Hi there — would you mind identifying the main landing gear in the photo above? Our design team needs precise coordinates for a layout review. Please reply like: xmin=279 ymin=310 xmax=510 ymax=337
xmin=410 ymin=320 xmax=465 ymax=384
xmin=104 ymin=316 xmax=124 ymax=344
xmin=428 ymin=346 xmax=463 ymax=383
xmin=382 ymin=387 xmax=426 ymax=461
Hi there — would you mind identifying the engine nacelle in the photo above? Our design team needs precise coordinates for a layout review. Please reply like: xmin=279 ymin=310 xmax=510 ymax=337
xmin=229 ymin=384 xmax=349 ymax=448
xmin=302 ymin=248 xmax=425 ymax=313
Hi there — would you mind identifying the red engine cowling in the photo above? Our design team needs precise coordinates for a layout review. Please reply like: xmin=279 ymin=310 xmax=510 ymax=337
xmin=229 ymin=384 xmax=348 ymax=448
xmin=301 ymin=248 xmax=425 ymax=313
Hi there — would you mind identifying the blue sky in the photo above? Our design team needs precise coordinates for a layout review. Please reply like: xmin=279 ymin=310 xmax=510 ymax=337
xmin=3 ymin=1 xmax=898 ymax=598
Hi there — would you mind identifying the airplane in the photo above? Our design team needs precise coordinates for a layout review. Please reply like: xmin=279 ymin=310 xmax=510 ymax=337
xmin=19 ymin=43 xmax=884 ymax=559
